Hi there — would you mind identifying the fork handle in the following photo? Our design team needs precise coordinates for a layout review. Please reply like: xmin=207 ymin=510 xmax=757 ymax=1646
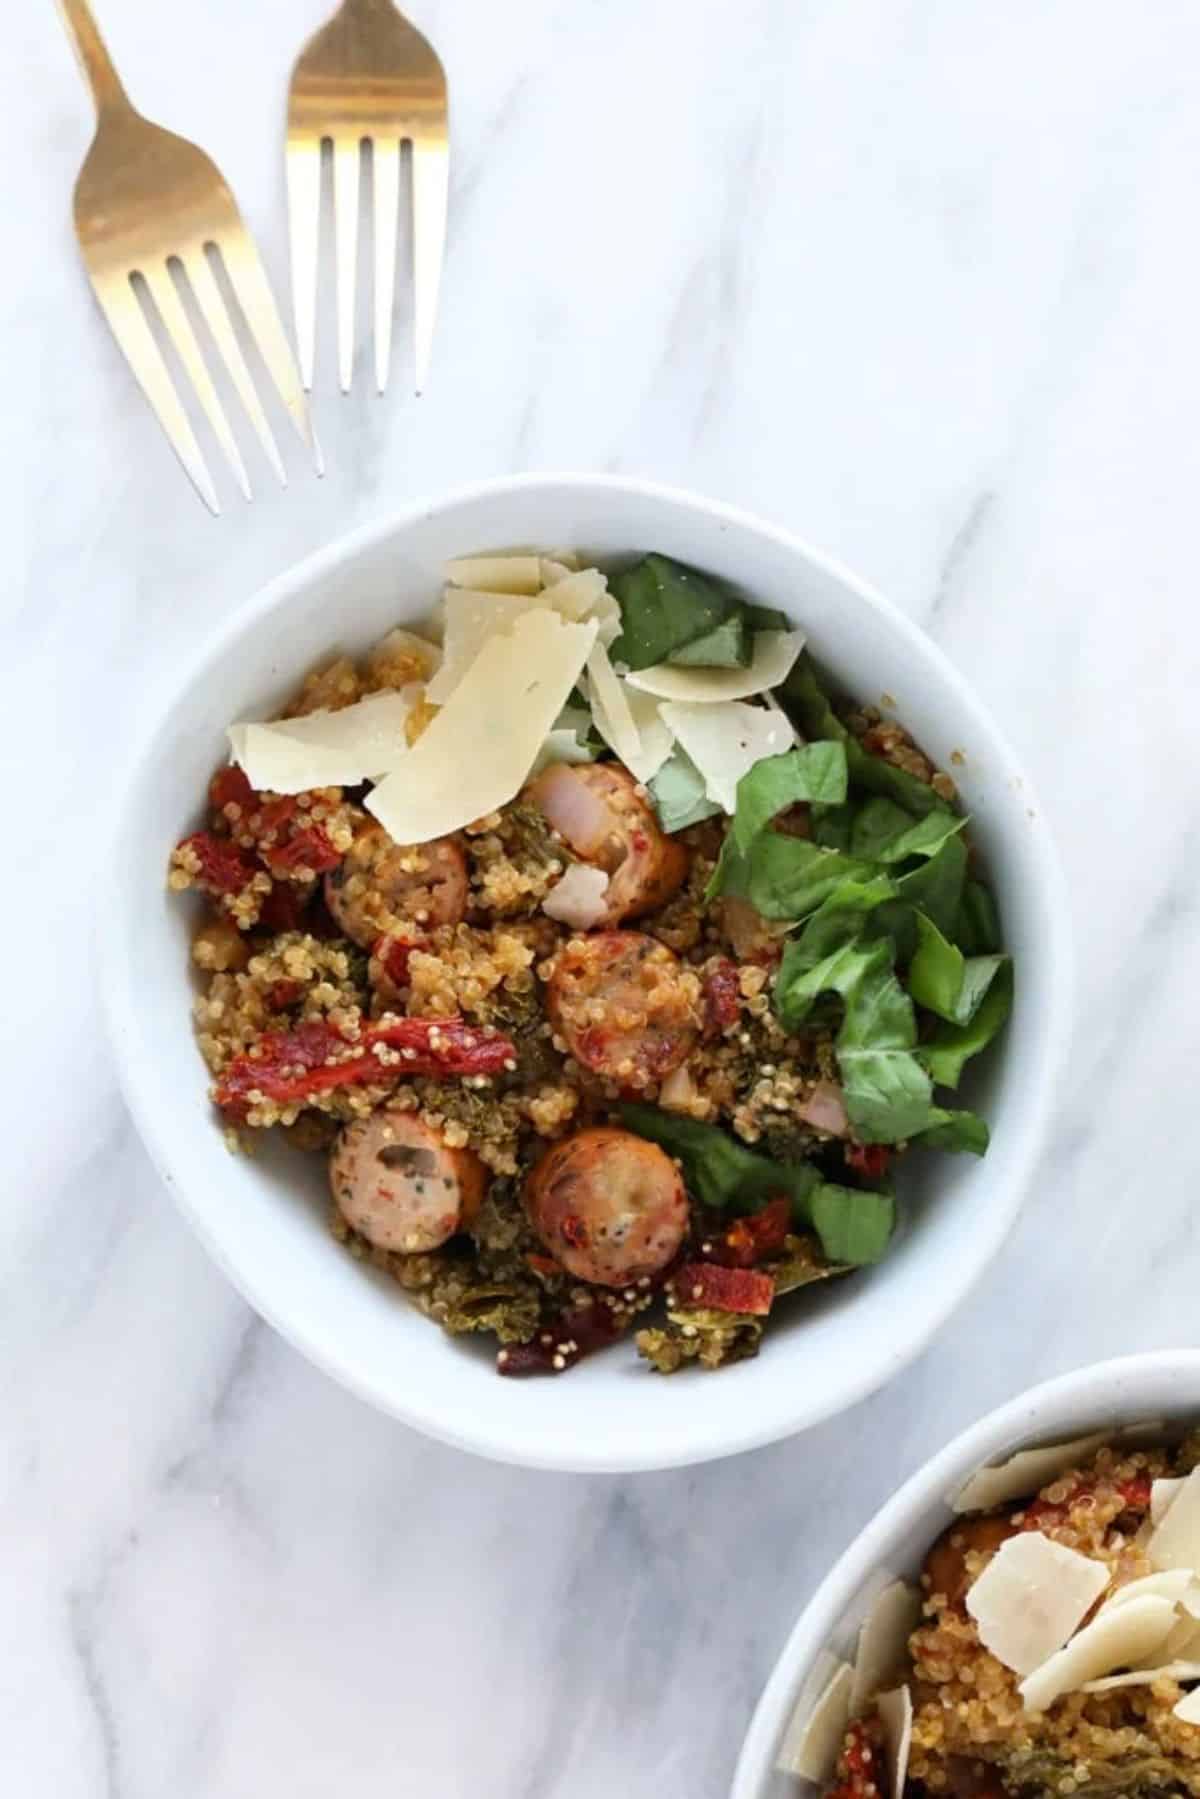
xmin=56 ymin=0 xmax=132 ymax=116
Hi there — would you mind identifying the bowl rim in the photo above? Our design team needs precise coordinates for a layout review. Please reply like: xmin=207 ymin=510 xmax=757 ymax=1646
xmin=98 ymin=471 xmax=1074 ymax=1471
xmin=731 ymin=1348 xmax=1200 ymax=1795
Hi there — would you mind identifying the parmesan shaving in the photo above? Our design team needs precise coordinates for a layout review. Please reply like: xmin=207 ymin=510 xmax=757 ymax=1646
xmin=1019 ymin=1595 xmax=1178 ymax=1714
xmin=965 ymin=1532 xmax=1110 ymax=1676
xmin=527 ymin=726 xmax=595 ymax=779
xmin=951 ymin=1434 xmax=1108 ymax=1514
xmin=366 ymin=610 xmax=597 ymax=844
xmin=851 ymin=1582 xmax=923 ymax=1712
xmin=228 ymin=690 xmax=412 ymax=794
xmin=1150 ymin=1469 xmax=1200 ymax=1571
xmin=1174 ymin=1686 xmax=1200 ymax=1724
xmin=875 ymin=1686 xmax=913 ymax=1799
xmin=444 ymin=554 xmax=542 ymax=594
xmin=1153 ymin=1478 xmax=1186 ymax=1527
xmin=1099 ymin=1571 xmax=1194 ymax=1611
xmin=658 ymin=700 xmax=795 ymax=813
xmin=585 ymin=643 xmax=674 ymax=783
xmin=1083 ymin=1660 xmax=1200 ymax=1693
xmin=775 ymin=1658 xmax=853 ymax=1783
xmin=542 ymin=864 xmax=610 ymax=930
xmin=624 ymin=628 xmax=805 ymax=703
xmin=429 ymin=573 xmax=619 ymax=703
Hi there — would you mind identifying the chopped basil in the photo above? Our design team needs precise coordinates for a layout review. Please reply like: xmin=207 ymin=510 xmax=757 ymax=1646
xmin=648 ymin=748 xmax=722 ymax=833
xmin=667 ymin=613 xmax=751 ymax=668
xmin=610 ymin=555 xmax=735 ymax=669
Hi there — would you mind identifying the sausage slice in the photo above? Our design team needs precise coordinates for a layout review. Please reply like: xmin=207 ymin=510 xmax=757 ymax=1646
xmin=325 ymin=823 xmax=467 ymax=948
xmin=525 ymin=761 xmax=687 ymax=924
xmin=524 ymin=1127 xmax=688 ymax=1286
xmin=330 ymin=1106 xmax=486 ymax=1253
xmin=546 ymin=930 xmax=701 ymax=1088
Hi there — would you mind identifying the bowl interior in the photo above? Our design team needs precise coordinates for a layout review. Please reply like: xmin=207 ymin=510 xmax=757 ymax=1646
xmin=103 ymin=477 xmax=1069 ymax=1472
xmin=733 ymin=1352 xmax=1200 ymax=1797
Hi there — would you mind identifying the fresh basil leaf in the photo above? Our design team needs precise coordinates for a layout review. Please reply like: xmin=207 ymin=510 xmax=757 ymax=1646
xmin=894 ymin=833 xmax=968 ymax=935
xmin=779 ymin=656 xmax=953 ymax=817
xmin=778 ymin=653 xmax=849 ymax=743
xmin=744 ymin=835 xmax=877 ymax=920
xmin=919 ymin=962 xmax=1013 ymax=1090
xmin=850 ymin=799 xmax=967 ymax=866
xmin=610 ymin=555 xmax=734 ymax=670
xmin=910 ymin=1109 xmax=990 ymax=1155
xmin=731 ymin=743 xmax=849 ymax=854
xmin=909 ymin=913 xmax=1006 ymax=1026
xmin=787 ymin=877 xmax=899 ymax=967
xmin=844 ymin=739 xmax=951 ymax=817
xmin=957 ymin=879 xmax=1002 ymax=954
xmin=668 ymin=612 xmax=751 ymax=668
xmin=616 ymin=1104 xmax=893 ymax=1266
xmin=810 ymin=802 xmax=855 ymax=850
xmin=649 ymin=749 xmax=723 ymax=833
xmin=743 ymin=603 xmax=790 ymax=633
xmin=809 ymin=1183 xmax=896 ymax=1264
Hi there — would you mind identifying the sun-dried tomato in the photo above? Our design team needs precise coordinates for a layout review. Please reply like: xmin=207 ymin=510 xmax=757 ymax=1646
xmin=214 ymin=1015 xmax=516 ymax=1117
xmin=825 ymin=1714 xmax=886 ymax=1799
xmin=257 ymin=882 xmax=310 ymax=935
xmin=845 ymin=1142 xmax=891 ymax=1180
xmin=496 ymin=1298 xmax=624 ymax=1377
xmin=208 ymin=765 xmax=256 ymax=818
xmin=260 ymin=823 xmax=341 ymax=879
xmin=703 ymin=1197 xmax=792 ymax=1268
xmin=701 ymin=957 xmax=741 ymax=1040
xmin=370 ymin=933 xmax=422 ymax=999
xmin=266 ymin=980 xmax=305 ymax=1012
xmin=1020 ymin=1471 xmax=1152 ymax=1534
xmin=177 ymin=831 xmax=260 ymax=898
xmin=670 ymin=1261 xmax=774 ymax=1315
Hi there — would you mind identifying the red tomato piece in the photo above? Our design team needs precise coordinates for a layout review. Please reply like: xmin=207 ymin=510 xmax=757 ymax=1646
xmin=208 ymin=766 xmax=256 ymax=817
xmin=496 ymin=1299 xmax=624 ymax=1377
xmin=177 ymin=830 xmax=260 ymax=898
xmin=845 ymin=1142 xmax=891 ymax=1180
xmin=670 ymin=1261 xmax=774 ymax=1315
xmin=706 ymin=1197 xmax=792 ymax=1267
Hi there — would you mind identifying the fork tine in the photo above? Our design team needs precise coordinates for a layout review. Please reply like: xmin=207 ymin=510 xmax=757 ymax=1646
xmin=142 ymin=262 xmax=252 ymax=501
xmin=286 ymin=136 xmax=322 ymax=391
xmin=216 ymin=232 xmax=324 ymax=474
xmin=372 ymin=138 xmax=401 ymax=394
xmin=185 ymin=250 xmax=287 ymax=488
xmin=333 ymin=136 xmax=361 ymax=393
xmin=410 ymin=137 xmax=448 ymax=395
xmin=89 ymin=270 xmax=220 ymax=514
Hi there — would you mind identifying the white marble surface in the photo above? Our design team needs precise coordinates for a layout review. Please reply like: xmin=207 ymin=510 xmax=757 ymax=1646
xmin=6 ymin=0 xmax=1200 ymax=1792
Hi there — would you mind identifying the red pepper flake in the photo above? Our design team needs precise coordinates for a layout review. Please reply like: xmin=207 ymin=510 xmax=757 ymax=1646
xmin=496 ymin=1300 xmax=623 ymax=1377
xmin=704 ymin=1196 xmax=791 ymax=1268
xmin=845 ymin=1142 xmax=891 ymax=1180
xmin=559 ymin=1212 xmax=590 ymax=1250
xmin=214 ymin=1015 xmax=516 ymax=1118
xmin=670 ymin=1261 xmax=774 ymax=1315
xmin=177 ymin=830 xmax=260 ymax=898
xmin=701 ymin=957 xmax=741 ymax=1040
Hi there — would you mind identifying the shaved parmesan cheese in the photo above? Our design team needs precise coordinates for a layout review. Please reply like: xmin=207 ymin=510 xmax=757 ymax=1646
xmin=966 ymin=1533 xmax=1110 ymax=1676
xmin=527 ymin=727 xmax=595 ymax=779
xmin=228 ymin=690 xmax=412 ymax=794
xmin=540 ymin=552 xmax=580 ymax=582
xmin=851 ymin=1583 xmax=923 ymax=1712
xmin=775 ymin=1658 xmax=853 ymax=1782
xmin=1100 ymin=1571 xmax=1194 ymax=1612
xmin=542 ymin=863 xmax=610 ymax=930
xmin=951 ymin=1434 xmax=1107 ymax=1514
xmin=1153 ymin=1478 xmax=1186 ymax=1526
xmin=1019 ymin=1595 xmax=1178 ymax=1714
xmin=363 ymin=627 xmax=442 ymax=686
xmin=1175 ymin=1686 xmax=1200 ymax=1724
xmin=876 ymin=1686 xmax=913 ymax=1799
xmin=445 ymin=554 xmax=542 ymax=594
xmin=544 ymin=568 xmax=621 ymax=646
xmin=625 ymin=628 xmax=804 ymax=703
xmin=426 ymin=590 xmax=540 ymax=703
xmin=658 ymin=700 xmax=794 ymax=813
xmin=1084 ymin=1660 xmax=1200 ymax=1693
xmin=1150 ymin=1469 xmax=1200 ymax=1571
xmin=367 ymin=611 xmax=597 ymax=844
xmin=585 ymin=643 xmax=674 ymax=783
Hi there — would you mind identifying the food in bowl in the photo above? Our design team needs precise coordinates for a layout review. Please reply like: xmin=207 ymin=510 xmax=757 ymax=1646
xmin=167 ymin=549 xmax=1011 ymax=1377
xmin=782 ymin=1433 xmax=1200 ymax=1798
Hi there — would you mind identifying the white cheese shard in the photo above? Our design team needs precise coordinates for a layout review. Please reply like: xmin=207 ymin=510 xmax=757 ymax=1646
xmin=363 ymin=627 xmax=442 ymax=686
xmin=775 ymin=1657 xmax=853 ymax=1782
xmin=543 ymin=569 xmax=621 ymax=646
xmin=965 ymin=1532 xmax=1110 ymax=1677
xmin=228 ymin=690 xmax=413 ymax=794
xmin=585 ymin=643 xmax=674 ymax=784
xmin=876 ymin=1686 xmax=913 ymax=1799
xmin=366 ymin=610 xmax=597 ymax=844
xmin=542 ymin=863 xmax=610 ymax=930
xmin=851 ymin=1582 xmax=923 ymax=1712
xmin=1019 ymin=1595 xmax=1178 ymax=1713
xmin=625 ymin=628 xmax=804 ymax=703
xmin=1152 ymin=1476 xmax=1187 ymax=1529
xmin=1099 ymin=1571 xmax=1194 ymax=1612
xmin=444 ymin=554 xmax=542 ymax=594
xmin=1150 ymin=1469 xmax=1200 ymax=1571
xmin=527 ymin=726 xmax=595 ymax=779
xmin=428 ymin=573 xmax=619 ymax=703
xmin=951 ymin=1434 xmax=1107 ymax=1514
xmin=658 ymin=700 xmax=795 ymax=814
xmin=1083 ymin=1660 xmax=1200 ymax=1693
xmin=1174 ymin=1686 xmax=1200 ymax=1724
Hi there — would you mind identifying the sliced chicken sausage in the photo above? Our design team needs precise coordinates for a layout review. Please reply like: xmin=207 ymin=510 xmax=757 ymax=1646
xmin=330 ymin=1106 xmax=486 ymax=1253
xmin=546 ymin=929 xmax=701 ymax=1089
xmin=524 ymin=1127 xmax=688 ymax=1286
xmin=325 ymin=823 xmax=468 ymax=948
xmin=525 ymin=761 xmax=687 ymax=924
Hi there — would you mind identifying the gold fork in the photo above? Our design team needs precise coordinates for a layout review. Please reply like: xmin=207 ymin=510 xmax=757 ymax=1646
xmin=58 ymin=0 xmax=319 ymax=513
xmin=287 ymin=0 xmax=450 ymax=395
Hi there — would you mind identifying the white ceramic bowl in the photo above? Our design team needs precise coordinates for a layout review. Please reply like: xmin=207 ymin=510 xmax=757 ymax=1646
xmin=733 ymin=1350 xmax=1200 ymax=1796
xmin=100 ymin=474 xmax=1070 ymax=1473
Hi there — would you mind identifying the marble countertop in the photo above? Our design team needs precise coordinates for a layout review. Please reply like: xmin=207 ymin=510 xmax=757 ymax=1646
xmin=8 ymin=1 xmax=1200 ymax=1792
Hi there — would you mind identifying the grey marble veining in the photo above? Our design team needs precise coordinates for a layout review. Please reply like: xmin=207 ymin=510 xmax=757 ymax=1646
xmin=6 ymin=1 xmax=1200 ymax=1793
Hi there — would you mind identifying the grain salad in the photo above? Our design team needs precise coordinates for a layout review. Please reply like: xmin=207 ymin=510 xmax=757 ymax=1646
xmin=168 ymin=550 xmax=1011 ymax=1377
xmin=782 ymin=1435 xmax=1200 ymax=1799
